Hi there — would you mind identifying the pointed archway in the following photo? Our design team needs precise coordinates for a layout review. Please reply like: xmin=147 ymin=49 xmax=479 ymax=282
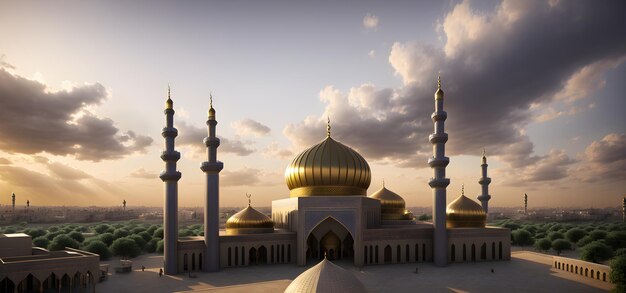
xmin=306 ymin=217 xmax=353 ymax=264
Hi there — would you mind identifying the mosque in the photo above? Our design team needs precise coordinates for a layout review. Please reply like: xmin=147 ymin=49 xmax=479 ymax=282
xmin=158 ymin=78 xmax=511 ymax=276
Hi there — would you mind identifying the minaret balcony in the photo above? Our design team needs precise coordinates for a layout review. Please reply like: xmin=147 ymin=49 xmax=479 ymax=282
xmin=478 ymin=177 xmax=491 ymax=185
xmin=160 ymin=150 xmax=181 ymax=161
xmin=429 ymin=133 xmax=448 ymax=144
xmin=428 ymin=178 xmax=450 ymax=188
xmin=161 ymin=127 xmax=178 ymax=138
xmin=159 ymin=170 xmax=181 ymax=182
xmin=204 ymin=137 xmax=221 ymax=147
xmin=428 ymin=156 xmax=450 ymax=168
xmin=431 ymin=111 xmax=447 ymax=122
xmin=201 ymin=161 xmax=224 ymax=173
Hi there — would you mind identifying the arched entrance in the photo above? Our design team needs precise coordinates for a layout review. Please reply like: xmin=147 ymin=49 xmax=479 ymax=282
xmin=306 ymin=217 xmax=354 ymax=264
xmin=259 ymin=246 xmax=268 ymax=264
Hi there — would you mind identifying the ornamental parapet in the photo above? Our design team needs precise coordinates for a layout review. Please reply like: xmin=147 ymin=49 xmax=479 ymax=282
xmin=201 ymin=161 xmax=224 ymax=173
xmin=477 ymin=194 xmax=491 ymax=201
xmin=478 ymin=177 xmax=491 ymax=185
xmin=161 ymin=127 xmax=178 ymax=138
xmin=428 ymin=178 xmax=450 ymax=188
xmin=159 ymin=171 xmax=182 ymax=182
xmin=160 ymin=150 xmax=181 ymax=162
xmin=429 ymin=133 xmax=449 ymax=144
xmin=431 ymin=111 xmax=447 ymax=122
xmin=428 ymin=156 xmax=450 ymax=168
xmin=203 ymin=137 xmax=221 ymax=147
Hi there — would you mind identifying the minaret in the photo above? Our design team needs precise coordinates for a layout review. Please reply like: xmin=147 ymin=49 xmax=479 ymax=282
xmin=428 ymin=76 xmax=450 ymax=267
xmin=26 ymin=200 xmax=29 ymax=208
xmin=159 ymin=86 xmax=182 ymax=275
xmin=11 ymin=193 xmax=15 ymax=211
xmin=201 ymin=94 xmax=223 ymax=272
xmin=477 ymin=149 xmax=492 ymax=213
xmin=123 ymin=199 xmax=126 ymax=210
xmin=524 ymin=194 xmax=528 ymax=215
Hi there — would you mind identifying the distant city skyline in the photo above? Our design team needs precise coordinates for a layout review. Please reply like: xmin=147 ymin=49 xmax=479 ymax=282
xmin=0 ymin=0 xmax=624 ymax=208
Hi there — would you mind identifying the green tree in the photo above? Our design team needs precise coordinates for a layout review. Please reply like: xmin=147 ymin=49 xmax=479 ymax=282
xmin=548 ymin=231 xmax=564 ymax=241
xmin=48 ymin=226 xmax=59 ymax=232
xmin=156 ymin=239 xmax=164 ymax=253
xmin=605 ymin=231 xmax=626 ymax=250
xmin=513 ymin=229 xmax=534 ymax=246
xmin=99 ymin=233 xmax=114 ymax=246
xmin=551 ymin=239 xmax=572 ymax=255
xmin=145 ymin=238 xmax=159 ymax=253
xmin=534 ymin=238 xmax=552 ymax=252
xmin=84 ymin=240 xmax=112 ymax=260
xmin=94 ymin=224 xmax=112 ymax=234
xmin=615 ymin=248 xmax=626 ymax=257
xmin=565 ymin=228 xmax=587 ymax=243
xmin=577 ymin=235 xmax=594 ymax=247
xmin=610 ymin=255 xmax=626 ymax=293
xmin=138 ymin=231 xmax=152 ymax=242
xmin=113 ymin=228 xmax=130 ymax=239
xmin=146 ymin=225 xmax=159 ymax=235
xmin=178 ymin=229 xmax=194 ymax=237
xmin=33 ymin=236 xmax=50 ymax=248
xmin=68 ymin=231 xmax=85 ymax=243
xmin=128 ymin=235 xmax=147 ymax=250
xmin=48 ymin=235 xmax=80 ymax=251
xmin=26 ymin=228 xmax=47 ymax=239
xmin=130 ymin=227 xmax=146 ymax=234
xmin=580 ymin=241 xmax=613 ymax=263
xmin=590 ymin=230 xmax=607 ymax=241
xmin=153 ymin=227 xmax=164 ymax=239
xmin=418 ymin=214 xmax=432 ymax=221
xmin=110 ymin=238 xmax=140 ymax=259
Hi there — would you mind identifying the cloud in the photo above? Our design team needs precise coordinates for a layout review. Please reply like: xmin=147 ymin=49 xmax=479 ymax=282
xmin=129 ymin=168 xmax=157 ymax=179
xmin=177 ymin=121 xmax=255 ymax=156
xmin=501 ymin=149 xmax=577 ymax=186
xmin=47 ymin=162 xmax=92 ymax=180
xmin=221 ymin=167 xmax=266 ymax=187
xmin=0 ymin=158 xmax=10 ymax=165
xmin=575 ymin=133 xmax=626 ymax=182
xmin=285 ymin=0 xmax=626 ymax=183
xmin=232 ymin=118 xmax=271 ymax=137
xmin=0 ymin=68 xmax=153 ymax=161
xmin=0 ymin=54 xmax=14 ymax=70
xmin=263 ymin=142 xmax=293 ymax=159
xmin=368 ymin=50 xmax=376 ymax=58
xmin=363 ymin=13 xmax=379 ymax=30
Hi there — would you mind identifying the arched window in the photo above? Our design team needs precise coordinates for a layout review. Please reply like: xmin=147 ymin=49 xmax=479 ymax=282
xmin=281 ymin=244 xmax=285 ymax=263
xmin=384 ymin=245 xmax=392 ymax=263
xmin=271 ymin=245 xmax=274 ymax=264
xmin=498 ymin=242 xmax=503 ymax=260
xmin=375 ymin=245 xmax=379 ymax=264
xmin=451 ymin=244 xmax=456 ymax=262
xmin=597 ymin=271 xmax=600 ymax=280
xmin=397 ymin=245 xmax=401 ymax=263
xmin=405 ymin=244 xmax=410 ymax=262
xmin=492 ymin=242 xmax=495 ymax=260
xmin=192 ymin=253 xmax=196 ymax=270
xmin=575 ymin=266 xmax=578 ymax=274
xmin=591 ymin=269 xmax=594 ymax=278
xmin=228 ymin=248 xmax=232 ymax=266
xmin=463 ymin=244 xmax=467 ymax=261
xmin=288 ymin=244 xmax=291 ymax=262
xmin=423 ymin=243 xmax=426 ymax=261
xmin=184 ymin=253 xmax=188 ymax=271
xmin=235 ymin=247 xmax=239 ymax=266
xmin=471 ymin=244 xmax=476 ymax=261
xmin=415 ymin=244 xmax=419 ymax=262
xmin=242 ymin=247 xmax=245 ymax=265
xmin=481 ymin=243 xmax=486 ymax=260
xmin=585 ymin=268 xmax=588 ymax=277
xmin=603 ymin=272 xmax=606 ymax=282
xmin=199 ymin=253 xmax=203 ymax=270
xmin=370 ymin=245 xmax=373 ymax=264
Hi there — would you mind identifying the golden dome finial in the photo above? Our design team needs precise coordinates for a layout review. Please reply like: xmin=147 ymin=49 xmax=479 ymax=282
xmin=210 ymin=92 xmax=213 ymax=109
xmin=435 ymin=76 xmax=444 ymax=100
xmin=246 ymin=193 xmax=252 ymax=206
xmin=166 ymin=85 xmax=173 ymax=109
xmin=208 ymin=92 xmax=216 ymax=119
xmin=326 ymin=116 xmax=331 ymax=137
xmin=461 ymin=184 xmax=465 ymax=196
xmin=382 ymin=178 xmax=385 ymax=188
xmin=438 ymin=75 xmax=441 ymax=89
xmin=482 ymin=148 xmax=487 ymax=164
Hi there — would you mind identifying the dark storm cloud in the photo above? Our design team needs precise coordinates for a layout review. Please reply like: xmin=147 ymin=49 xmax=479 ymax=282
xmin=177 ymin=121 xmax=255 ymax=156
xmin=0 ymin=69 xmax=153 ymax=161
xmin=285 ymin=0 xmax=626 ymax=182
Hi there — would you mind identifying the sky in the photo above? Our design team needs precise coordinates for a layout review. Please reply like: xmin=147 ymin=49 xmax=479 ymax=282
xmin=0 ymin=0 xmax=624 ymax=209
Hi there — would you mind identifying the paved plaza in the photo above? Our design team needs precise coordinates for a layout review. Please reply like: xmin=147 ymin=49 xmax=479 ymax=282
xmin=98 ymin=251 xmax=612 ymax=292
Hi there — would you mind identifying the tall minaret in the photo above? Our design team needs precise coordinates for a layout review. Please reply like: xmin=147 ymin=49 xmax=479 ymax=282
xmin=159 ymin=86 xmax=182 ymax=275
xmin=11 ymin=193 xmax=15 ymax=211
xmin=622 ymin=197 xmax=625 ymax=223
xmin=524 ymin=193 xmax=528 ymax=215
xmin=428 ymin=76 xmax=450 ymax=267
xmin=201 ymin=94 xmax=223 ymax=272
xmin=477 ymin=149 xmax=492 ymax=213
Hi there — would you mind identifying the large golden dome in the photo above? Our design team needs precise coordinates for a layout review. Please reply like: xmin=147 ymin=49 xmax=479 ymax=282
xmin=369 ymin=185 xmax=407 ymax=220
xmin=285 ymin=133 xmax=371 ymax=197
xmin=225 ymin=205 xmax=274 ymax=234
xmin=446 ymin=186 xmax=486 ymax=228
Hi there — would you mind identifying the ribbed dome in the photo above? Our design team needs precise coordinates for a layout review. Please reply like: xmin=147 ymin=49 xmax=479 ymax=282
xmin=285 ymin=136 xmax=371 ymax=197
xmin=284 ymin=258 xmax=366 ymax=293
xmin=225 ymin=205 xmax=274 ymax=234
xmin=446 ymin=193 xmax=486 ymax=228
xmin=369 ymin=186 xmax=407 ymax=220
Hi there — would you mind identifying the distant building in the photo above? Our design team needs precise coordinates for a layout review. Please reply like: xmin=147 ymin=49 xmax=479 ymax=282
xmin=0 ymin=233 xmax=101 ymax=292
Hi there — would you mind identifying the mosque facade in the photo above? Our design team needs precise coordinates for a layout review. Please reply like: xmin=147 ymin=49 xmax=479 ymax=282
xmin=159 ymin=78 xmax=511 ymax=274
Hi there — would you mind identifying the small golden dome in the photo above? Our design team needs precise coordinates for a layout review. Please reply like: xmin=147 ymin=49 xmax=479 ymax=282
xmin=446 ymin=186 xmax=486 ymax=228
xmin=369 ymin=186 xmax=407 ymax=220
xmin=285 ymin=135 xmax=371 ymax=197
xmin=225 ymin=205 xmax=274 ymax=234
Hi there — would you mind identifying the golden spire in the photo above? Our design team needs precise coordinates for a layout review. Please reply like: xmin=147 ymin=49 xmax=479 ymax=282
xmin=382 ymin=178 xmax=385 ymax=188
xmin=246 ymin=193 xmax=252 ymax=206
xmin=482 ymin=148 xmax=487 ymax=164
xmin=166 ymin=85 xmax=173 ymax=109
xmin=326 ymin=116 xmax=331 ymax=137
xmin=435 ymin=75 xmax=444 ymax=100
xmin=461 ymin=184 xmax=465 ymax=196
xmin=208 ymin=92 xmax=216 ymax=119
xmin=438 ymin=75 xmax=441 ymax=89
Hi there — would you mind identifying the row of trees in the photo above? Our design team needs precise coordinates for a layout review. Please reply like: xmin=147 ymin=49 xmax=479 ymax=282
xmin=0 ymin=221 xmax=206 ymax=261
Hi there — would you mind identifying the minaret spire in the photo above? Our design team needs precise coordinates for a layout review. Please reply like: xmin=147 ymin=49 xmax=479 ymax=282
xmin=428 ymin=76 xmax=450 ymax=267
xmin=477 ymin=148 xmax=492 ymax=213
xmin=159 ymin=86 xmax=182 ymax=275
xmin=622 ymin=197 xmax=625 ymax=223
xmin=524 ymin=193 xmax=528 ymax=215
xmin=201 ymin=93 xmax=224 ymax=272
xmin=246 ymin=193 xmax=252 ymax=206
xmin=326 ymin=116 xmax=331 ymax=137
